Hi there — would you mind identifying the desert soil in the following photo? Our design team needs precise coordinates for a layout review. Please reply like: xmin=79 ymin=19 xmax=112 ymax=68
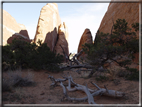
xmin=2 ymin=69 xmax=139 ymax=105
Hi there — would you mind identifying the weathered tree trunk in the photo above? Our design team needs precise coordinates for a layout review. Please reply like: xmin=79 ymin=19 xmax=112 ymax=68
xmin=48 ymin=75 xmax=125 ymax=105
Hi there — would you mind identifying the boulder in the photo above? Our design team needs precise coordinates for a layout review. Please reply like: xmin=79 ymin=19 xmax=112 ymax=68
xmin=7 ymin=33 xmax=31 ymax=44
xmin=2 ymin=9 xmax=29 ymax=45
xmin=54 ymin=23 xmax=69 ymax=61
xmin=34 ymin=3 xmax=61 ymax=51
xmin=19 ymin=30 xmax=29 ymax=39
xmin=77 ymin=28 xmax=93 ymax=58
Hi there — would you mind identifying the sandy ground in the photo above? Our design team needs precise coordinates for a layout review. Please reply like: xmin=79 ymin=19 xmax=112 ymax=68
xmin=2 ymin=69 xmax=139 ymax=105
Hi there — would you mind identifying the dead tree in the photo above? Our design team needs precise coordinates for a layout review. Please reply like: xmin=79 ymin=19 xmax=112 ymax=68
xmin=60 ymin=44 xmax=83 ymax=65
xmin=60 ymin=46 xmax=95 ymax=74
xmin=59 ymin=45 xmax=107 ymax=78
xmin=48 ymin=75 xmax=125 ymax=105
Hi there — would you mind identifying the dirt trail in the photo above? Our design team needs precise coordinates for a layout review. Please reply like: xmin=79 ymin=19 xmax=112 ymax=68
xmin=2 ymin=69 xmax=139 ymax=104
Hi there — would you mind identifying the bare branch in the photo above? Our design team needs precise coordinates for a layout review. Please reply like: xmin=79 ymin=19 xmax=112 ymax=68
xmin=71 ymin=50 xmax=83 ymax=65
xmin=91 ymin=82 xmax=101 ymax=90
xmin=104 ymin=85 xmax=109 ymax=94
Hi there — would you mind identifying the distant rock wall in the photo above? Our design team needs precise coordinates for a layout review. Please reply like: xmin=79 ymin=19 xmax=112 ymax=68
xmin=2 ymin=10 xmax=29 ymax=45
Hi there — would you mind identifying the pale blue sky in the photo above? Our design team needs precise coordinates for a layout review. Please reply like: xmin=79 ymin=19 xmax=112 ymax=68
xmin=3 ymin=2 xmax=110 ymax=53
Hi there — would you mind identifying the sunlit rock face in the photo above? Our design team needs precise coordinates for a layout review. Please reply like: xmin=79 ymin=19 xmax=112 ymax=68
xmin=98 ymin=1 xmax=139 ymax=37
xmin=2 ymin=9 xmax=29 ymax=45
xmin=34 ymin=3 xmax=61 ymax=51
xmin=63 ymin=22 xmax=69 ymax=43
xmin=54 ymin=23 xmax=69 ymax=61
xmin=77 ymin=28 xmax=93 ymax=58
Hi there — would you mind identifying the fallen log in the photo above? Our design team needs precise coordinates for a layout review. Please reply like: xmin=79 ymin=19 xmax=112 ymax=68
xmin=48 ymin=75 xmax=125 ymax=105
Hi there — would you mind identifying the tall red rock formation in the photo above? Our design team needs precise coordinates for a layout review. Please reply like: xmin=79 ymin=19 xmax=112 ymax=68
xmin=2 ymin=9 xmax=29 ymax=45
xmin=34 ymin=3 xmax=69 ymax=61
xmin=54 ymin=23 xmax=69 ymax=61
xmin=98 ymin=1 xmax=139 ymax=37
xmin=77 ymin=28 xmax=93 ymax=58
xmin=34 ymin=3 xmax=61 ymax=51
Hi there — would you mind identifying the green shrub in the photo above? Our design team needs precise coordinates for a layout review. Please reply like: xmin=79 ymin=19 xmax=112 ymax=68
xmin=125 ymin=67 xmax=139 ymax=81
xmin=2 ymin=39 xmax=63 ymax=72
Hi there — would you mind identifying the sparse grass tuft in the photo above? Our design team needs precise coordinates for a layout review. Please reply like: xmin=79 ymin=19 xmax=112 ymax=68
xmin=2 ymin=69 xmax=36 ymax=103
xmin=2 ymin=69 xmax=36 ymax=91
xmin=12 ymin=75 xmax=35 ymax=87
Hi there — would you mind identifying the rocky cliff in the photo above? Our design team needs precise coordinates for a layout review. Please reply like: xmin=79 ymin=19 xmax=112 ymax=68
xmin=98 ymin=1 xmax=139 ymax=37
xmin=34 ymin=3 xmax=61 ymax=51
xmin=2 ymin=9 xmax=30 ymax=45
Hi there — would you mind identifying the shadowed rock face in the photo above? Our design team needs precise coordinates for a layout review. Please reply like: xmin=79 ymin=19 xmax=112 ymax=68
xmin=44 ymin=27 xmax=58 ymax=51
xmin=54 ymin=23 xmax=69 ymax=61
xmin=34 ymin=3 xmax=61 ymax=51
xmin=98 ymin=1 xmax=139 ymax=38
xmin=77 ymin=28 xmax=93 ymax=58
xmin=2 ymin=9 xmax=29 ymax=45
